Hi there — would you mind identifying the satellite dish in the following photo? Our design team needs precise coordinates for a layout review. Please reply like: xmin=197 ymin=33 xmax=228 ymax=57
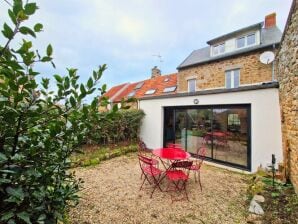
xmin=260 ymin=51 xmax=275 ymax=64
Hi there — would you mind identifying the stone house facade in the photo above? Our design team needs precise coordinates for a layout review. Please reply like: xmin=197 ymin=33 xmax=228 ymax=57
xmin=177 ymin=50 xmax=276 ymax=92
xmin=276 ymin=0 xmax=298 ymax=192
xmin=177 ymin=13 xmax=281 ymax=92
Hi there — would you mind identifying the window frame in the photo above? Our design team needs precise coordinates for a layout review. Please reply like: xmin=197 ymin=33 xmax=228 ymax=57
xmin=225 ymin=69 xmax=240 ymax=89
xmin=236 ymin=32 xmax=256 ymax=49
xmin=213 ymin=42 xmax=225 ymax=56
xmin=187 ymin=79 xmax=196 ymax=93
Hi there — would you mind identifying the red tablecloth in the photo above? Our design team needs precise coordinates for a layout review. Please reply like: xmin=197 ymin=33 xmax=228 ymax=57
xmin=152 ymin=148 xmax=191 ymax=160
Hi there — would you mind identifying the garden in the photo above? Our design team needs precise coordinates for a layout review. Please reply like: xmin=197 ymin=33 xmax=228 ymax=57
xmin=0 ymin=1 xmax=297 ymax=224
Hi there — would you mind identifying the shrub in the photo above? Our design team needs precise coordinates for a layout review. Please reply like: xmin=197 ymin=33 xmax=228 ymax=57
xmin=85 ymin=109 xmax=145 ymax=144
xmin=0 ymin=1 xmax=113 ymax=223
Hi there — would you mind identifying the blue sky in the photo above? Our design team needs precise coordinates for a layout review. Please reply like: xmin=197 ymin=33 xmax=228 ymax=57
xmin=0 ymin=0 xmax=293 ymax=98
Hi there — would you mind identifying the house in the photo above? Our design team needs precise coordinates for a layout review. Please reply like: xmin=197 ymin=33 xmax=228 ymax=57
xmin=139 ymin=13 xmax=283 ymax=172
xmin=102 ymin=66 xmax=177 ymax=110
xmin=276 ymin=0 xmax=298 ymax=192
xmin=104 ymin=13 xmax=284 ymax=173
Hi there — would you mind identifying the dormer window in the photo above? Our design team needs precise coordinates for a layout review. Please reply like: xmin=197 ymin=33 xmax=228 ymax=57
xmin=213 ymin=43 xmax=225 ymax=56
xmin=236 ymin=33 xmax=256 ymax=49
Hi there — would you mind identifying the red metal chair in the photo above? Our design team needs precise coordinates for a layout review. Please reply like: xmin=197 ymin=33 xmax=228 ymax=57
xmin=138 ymin=139 xmax=159 ymax=165
xmin=165 ymin=160 xmax=193 ymax=202
xmin=138 ymin=155 xmax=164 ymax=198
xmin=189 ymin=146 xmax=207 ymax=191
xmin=167 ymin=143 xmax=183 ymax=149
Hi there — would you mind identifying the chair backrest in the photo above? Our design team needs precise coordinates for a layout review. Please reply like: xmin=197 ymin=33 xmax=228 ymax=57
xmin=138 ymin=154 xmax=154 ymax=166
xmin=171 ymin=160 xmax=193 ymax=169
xmin=167 ymin=143 xmax=183 ymax=149
xmin=195 ymin=146 xmax=207 ymax=168
xmin=138 ymin=139 xmax=147 ymax=154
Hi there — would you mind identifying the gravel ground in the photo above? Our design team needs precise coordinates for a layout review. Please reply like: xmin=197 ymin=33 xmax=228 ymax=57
xmin=69 ymin=153 xmax=249 ymax=224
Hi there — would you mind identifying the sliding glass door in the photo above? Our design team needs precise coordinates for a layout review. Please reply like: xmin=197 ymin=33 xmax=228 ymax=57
xmin=163 ymin=105 xmax=250 ymax=170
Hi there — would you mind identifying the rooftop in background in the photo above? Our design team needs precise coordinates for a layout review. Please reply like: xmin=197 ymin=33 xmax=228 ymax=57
xmin=178 ymin=13 xmax=282 ymax=69
xmin=103 ymin=69 xmax=177 ymax=103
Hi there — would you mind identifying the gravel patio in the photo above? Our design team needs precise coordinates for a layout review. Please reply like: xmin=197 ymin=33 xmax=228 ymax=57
xmin=69 ymin=153 xmax=249 ymax=224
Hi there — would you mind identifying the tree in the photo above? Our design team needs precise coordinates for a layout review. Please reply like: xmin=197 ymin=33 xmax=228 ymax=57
xmin=0 ymin=0 xmax=109 ymax=223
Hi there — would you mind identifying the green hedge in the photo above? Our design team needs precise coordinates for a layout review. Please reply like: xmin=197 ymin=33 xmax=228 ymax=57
xmin=85 ymin=109 xmax=145 ymax=145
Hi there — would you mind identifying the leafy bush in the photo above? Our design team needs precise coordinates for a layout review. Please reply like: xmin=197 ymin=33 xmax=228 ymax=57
xmin=85 ymin=109 xmax=145 ymax=144
xmin=0 ymin=1 xmax=112 ymax=223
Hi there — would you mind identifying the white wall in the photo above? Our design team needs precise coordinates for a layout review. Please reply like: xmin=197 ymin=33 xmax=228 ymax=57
xmin=139 ymin=88 xmax=282 ymax=172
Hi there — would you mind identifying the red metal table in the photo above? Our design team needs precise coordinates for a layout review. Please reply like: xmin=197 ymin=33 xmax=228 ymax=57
xmin=152 ymin=148 xmax=191 ymax=160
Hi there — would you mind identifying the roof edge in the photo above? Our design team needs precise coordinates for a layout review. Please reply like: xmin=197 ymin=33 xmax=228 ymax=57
xmin=139 ymin=82 xmax=279 ymax=101
xmin=207 ymin=22 xmax=264 ymax=45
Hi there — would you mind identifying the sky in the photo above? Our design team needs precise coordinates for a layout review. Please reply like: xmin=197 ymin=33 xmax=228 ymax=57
xmin=0 ymin=0 xmax=293 ymax=100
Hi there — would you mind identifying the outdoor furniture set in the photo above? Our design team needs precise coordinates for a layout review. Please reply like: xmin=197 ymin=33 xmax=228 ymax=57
xmin=137 ymin=140 xmax=206 ymax=202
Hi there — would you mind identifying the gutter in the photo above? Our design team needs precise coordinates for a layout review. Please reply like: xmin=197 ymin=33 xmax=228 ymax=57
xmin=139 ymin=82 xmax=279 ymax=101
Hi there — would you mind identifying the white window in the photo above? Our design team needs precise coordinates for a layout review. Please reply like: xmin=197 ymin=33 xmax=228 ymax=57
xmin=163 ymin=86 xmax=176 ymax=93
xmin=225 ymin=69 xmax=240 ymax=88
xmin=236 ymin=33 xmax=256 ymax=49
xmin=188 ymin=79 xmax=196 ymax=92
xmin=144 ymin=89 xmax=156 ymax=95
xmin=213 ymin=43 xmax=225 ymax=55
xmin=247 ymin=33 xmax=256 ymax=45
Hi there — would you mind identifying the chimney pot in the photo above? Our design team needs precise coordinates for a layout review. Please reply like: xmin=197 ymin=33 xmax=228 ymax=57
xmin=265 ymin=13 xmax=276 ymax=29
xmin=151 ymin=66 xmax=161 ymax=78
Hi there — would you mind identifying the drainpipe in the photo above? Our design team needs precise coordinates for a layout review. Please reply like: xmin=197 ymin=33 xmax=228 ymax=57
xmin=272 ymin=44 xmax=276 ymax=81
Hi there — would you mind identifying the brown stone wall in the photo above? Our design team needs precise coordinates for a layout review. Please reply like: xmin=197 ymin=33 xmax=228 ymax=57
xmin=276 ymin=0 xmax=298 ymax=192
xmin=177 ymin=50 xmax=275 ymax=92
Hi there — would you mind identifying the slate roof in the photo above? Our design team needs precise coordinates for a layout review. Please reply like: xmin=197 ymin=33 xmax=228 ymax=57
xmin=104 ymin=73 xmax=177 ymax=103
xmin=178 ymin=25 xmax=282 ymax=69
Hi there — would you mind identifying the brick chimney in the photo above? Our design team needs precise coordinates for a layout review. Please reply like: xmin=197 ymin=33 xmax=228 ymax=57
xmin=151 ymin=66 xmax=161 ymax=78
xmin=265 ymin=13 xmax=276 ymax=29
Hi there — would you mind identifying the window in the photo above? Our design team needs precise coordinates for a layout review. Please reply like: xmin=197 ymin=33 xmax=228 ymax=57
xmin=163 ymin=86 xmax=176 ymax=93
xmin=213 ymin=43 xmax=225 ymax=55
xmin=127 ymin=91 xmax=135 ymax=97
xmin=236 ymin=37 xmax=245 ymax=48
xmin=236 ymin=33 xmax=256 ymax=49
xmin=225 ymin=69 xmax=240 ymax=88
xmin=145 ymin=89 xmax=156 ymax=95
xmin=134 ymin=82 xmax=144 ymax=89
xmin=247 ymin=33 xmax=256 ymax=45
xmin=188 ymin=79 xmax=196 ymax=92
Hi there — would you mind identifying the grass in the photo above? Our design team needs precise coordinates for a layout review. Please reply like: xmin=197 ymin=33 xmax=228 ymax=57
xmin=70 ymin=142 xmax=138 ymax=168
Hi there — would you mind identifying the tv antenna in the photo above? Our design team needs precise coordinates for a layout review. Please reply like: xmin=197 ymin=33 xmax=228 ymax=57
xmin=152 ymin=53 xmax=164 ymax=70
xmin=260 ymin=51 xmax=275 ymax=81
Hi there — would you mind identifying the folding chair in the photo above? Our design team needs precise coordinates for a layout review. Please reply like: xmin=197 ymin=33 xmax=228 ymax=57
xmin=138 ymin=139 xmax=159 ymax=165
xmin=138 ymin=155 xmax=164 ymax=198
xmin=165 ymin=160 xmax=193 ymax=202
xmin=189 ymin=146 xmax=206 ymax=191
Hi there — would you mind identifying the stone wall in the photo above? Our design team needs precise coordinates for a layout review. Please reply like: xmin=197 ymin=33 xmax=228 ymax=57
xmin=178 ymin=50 xmax=275 ymax=92
xmin=276 ymin=0 xmax=298 ymax=192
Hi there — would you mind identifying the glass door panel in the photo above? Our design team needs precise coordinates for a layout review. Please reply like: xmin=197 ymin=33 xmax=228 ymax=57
xmin=174 ymin=110 xmax=187 ymax=149
xmin=186 ymin=109 xmax=212 ymax=158
xmin=213 ymin=108 xmax=248 ymax=167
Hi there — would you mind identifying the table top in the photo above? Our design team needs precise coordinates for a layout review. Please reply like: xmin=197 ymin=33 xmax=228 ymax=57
xmin=152 ymin=148 xmax=191 ymax=160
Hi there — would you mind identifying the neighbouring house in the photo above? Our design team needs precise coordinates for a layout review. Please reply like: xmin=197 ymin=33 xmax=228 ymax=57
xmin=139 ymin=13 xmax=283 ymax=172
xmin=276 ymin=0 xmax=298 ymax=192
xmin=101 ymin=66 xmax=177 ymax=110
xmin=104 ymin=13 xmax=285 ymax=173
